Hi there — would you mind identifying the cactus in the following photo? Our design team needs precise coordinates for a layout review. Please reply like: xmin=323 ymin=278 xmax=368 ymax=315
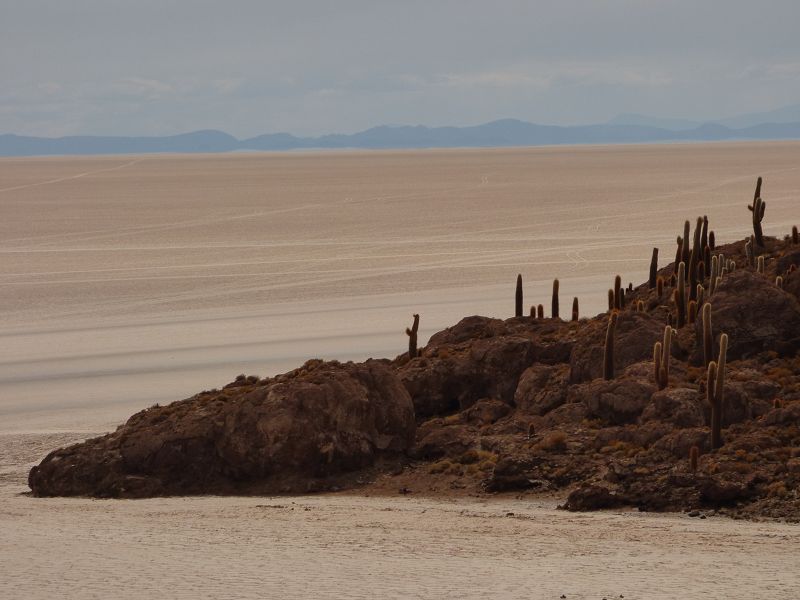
xmin=689 ymin=446 xmax=699 ymax=473
xmin=607 ymin=289 xmax=614 ymax=311
xmin=654 ymin=325 xmax=672 ymax=389
xmin=682 ymin=220 xmax=691 ymax=268
xmin=745 ymin=238 xmax=753 ymax=267
xmin=537 ymin=304 xmax=544 ymax=319
xmin=688 ymin=300 xmax=697 ymax=324
xmin=709 ymin=230 xmax=715 ymax=250
xmin=710 ymin=255 xmax=718 ymax=294
xmin=515 ymin=274 xmax=523 ymax=317
xmin=674 ymin=262 xmax=686 ymax=327
xmin=675 ymin=236 xmax=683 ymax=274
xmin=603 ymin=312 xmax=618 ymax=380
xmin=552 ymin=279 xmax=560 ymax=319
xmin=406 ymin=314 xmax=420 ymax=359
xmin=648 ymin=248 xmax=658 ymax=290
xmin=776 ymin=275 xmax=784 ymax=288
xmin=700 ymin=216 xmax=708 ymax=257
xmin=656 ymin=276 xmax=664 ymax=299
xmin=704 ymin=244 xmax=711 ymax=277
xmin=653 ymin=341 xmax=663 ymax=388
xmin=614 ymin=275 xmax=622 ymax=310
xmin=748 ymin=177 xmax=766 ymax=247
xmin=530 ymin=305 xmax=535 ymax=317
xmin=697 ymin=283 xmax=704 ymax=307
xmin=757 ymin=255 xmax=765 ymax=274
xmin=702 ymin=302 xmax=712 ymax=367
xmin=637 ymin=299 xmax=645 ymax=312
xmin=793 ymin=225 xmax=798 ymax=245
xmin=688 ymin=216 xmax=702 ymax=300
xmin=710 ymin=333 xmax=728 ymax=449
xmin=572 ymin=297 xmax=579 ymax=321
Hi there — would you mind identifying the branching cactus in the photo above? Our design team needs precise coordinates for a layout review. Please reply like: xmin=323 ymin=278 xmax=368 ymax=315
xmin=603 ymin=312 xmax=618 ymax=380
xmin=515 ymin=274 xmax=523 ymax=317
xmin=406 ymin=314 xmax=420 ymax=359
xmin=748 ymin=177 xmax=766 ymax=247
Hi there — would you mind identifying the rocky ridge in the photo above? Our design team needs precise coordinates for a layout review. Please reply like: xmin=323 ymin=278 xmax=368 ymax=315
xmin=29 ymin=210 xmax=800 ymax=520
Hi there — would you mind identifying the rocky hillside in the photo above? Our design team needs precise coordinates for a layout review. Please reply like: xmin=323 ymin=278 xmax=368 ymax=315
xmin=29 ymin=182 xmax=800 ymax=520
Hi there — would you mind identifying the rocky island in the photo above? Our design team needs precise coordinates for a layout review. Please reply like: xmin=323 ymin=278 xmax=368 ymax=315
xmin=29 ymin=180 xmax=800 ymax=521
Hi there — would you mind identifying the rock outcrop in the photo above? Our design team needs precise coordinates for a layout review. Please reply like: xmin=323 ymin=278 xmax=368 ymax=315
xmin=29 ymin=360 xmax=414 ymax=497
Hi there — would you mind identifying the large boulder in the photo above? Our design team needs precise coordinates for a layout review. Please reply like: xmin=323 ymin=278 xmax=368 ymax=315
xmin=568 ymin=376 xmax=656 ymax=425
xmin=640 ymin=387 xmax=704 ymax=428
xmin=29 ymin=360 xmax=415 ymax=498
xmin=514 ymin=363 xmax=570 ymax=416
xmin=694 ymin=270 xmax=800 ymax=361
xmin=398 ymin=316 xmax=574 ymax=419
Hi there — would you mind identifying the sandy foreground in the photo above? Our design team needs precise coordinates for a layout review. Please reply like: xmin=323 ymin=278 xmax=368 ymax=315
xmin=2 ymin=143 xmax=800 ymax=598
xmin=1 ymin=433 xmax=799 ymax=600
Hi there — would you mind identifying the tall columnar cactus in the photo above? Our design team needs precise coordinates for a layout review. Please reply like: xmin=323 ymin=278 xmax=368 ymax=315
xmin=776 ymin=276 xmax=784 ymax=288
xmin=406 ymin=313 xmax=420 ymax=359
xmin=704 ymin=244 xmax=711 ymax=277
xmin=689 ymin=216 xmax=702 ymax=300
xmin=757 ymin=255 xmax=765 ymax=274
xmin=709 ymin=333 xmax=728 ymax=449
xmin=793 ymin=226 xmax=798 ymax=245
xmin=702 ymin=302 xmax=713 ymax=367
xmin=674 ymin=262 xmax=686 ymax=327
xmin=607 ymin=289 xmax=614 ymax=311
xmin=515 ymin=274 xmax=523 ymax=317
xmin=688 ymin=300 xmax=697 ymax=324
xmin=700 ymin=216 xmax=708 ymax=258
xmin=745 ymin=238 xmax=754 ymax=267
xmin=572 ymin=297 xmax=579 ymax=321
xmin=682 ymin=220 xmax=691 ymax=268
xmin=675 ymin=236 xmax=683 ymax=274
xmin=709 ymin=230 xmax=716 ymax=250
xmin=697 ymin=284 xmax=704 ymax=308
xmin=653 ymin=325 xmax=672 ymax=389
xmin=603 ymin=311 xmax=618 ymax=380
xmin=552 ymin=279 xmax=560 ymax=319
xmin=537 ymin=304 xmax=544 ymax=319
xmin=748 ymin=177 xmax=766 ymax=247
xmin=656 ymin=276 xmax=664 ymax=299
xmin=614 ymin=275 xmax=622 ymax=310
xmin=649 ymin=248 xmax=659 ymax=289
xmin=709 ymin=255 xmax=718 ymax=294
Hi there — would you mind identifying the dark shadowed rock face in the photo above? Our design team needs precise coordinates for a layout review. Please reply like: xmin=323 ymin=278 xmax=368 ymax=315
xmin=398 ymin=316 xmax=574 ymax=419
xmin=28 ymin=360 xmax=415 ymax=498
xmin=568 ymin=376 xmax=656 ymax=425
xmin=694 ymin=270 xmax=800 ymax=361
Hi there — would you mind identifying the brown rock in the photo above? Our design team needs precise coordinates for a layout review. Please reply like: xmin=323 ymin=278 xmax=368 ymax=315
xmin=398 ymin=316 xmax=573 ymax=419
xmin=568 ymin=377 xmax=656 ymax=425
xmin=29 ymin=360 xmax=415 ymax=497
xmin=694 ymin=270 xmax=800 ymax=361
xmin=641 ymin=387 xmax=704 ymax=428
xmin=569 ymin=311 xmax=666 ymax=383
xmin=514 ymin=364 xmax=570 ymax=416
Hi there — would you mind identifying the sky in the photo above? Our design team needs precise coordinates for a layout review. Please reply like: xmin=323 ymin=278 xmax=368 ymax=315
xmin=2 ymin=0 xmax=800 ymax=138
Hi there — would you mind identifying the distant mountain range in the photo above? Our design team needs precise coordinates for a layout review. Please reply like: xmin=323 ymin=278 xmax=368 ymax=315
xmin=3 ymin=105 xmax=800 ymax=156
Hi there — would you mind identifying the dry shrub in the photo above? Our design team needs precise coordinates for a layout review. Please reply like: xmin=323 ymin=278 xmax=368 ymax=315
xmin=537 ymin=430 xmax=567 ymax=452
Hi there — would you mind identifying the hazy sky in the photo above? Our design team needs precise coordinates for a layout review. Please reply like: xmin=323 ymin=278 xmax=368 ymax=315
xmin=2 ymin=0 xmax=800 ymax=137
